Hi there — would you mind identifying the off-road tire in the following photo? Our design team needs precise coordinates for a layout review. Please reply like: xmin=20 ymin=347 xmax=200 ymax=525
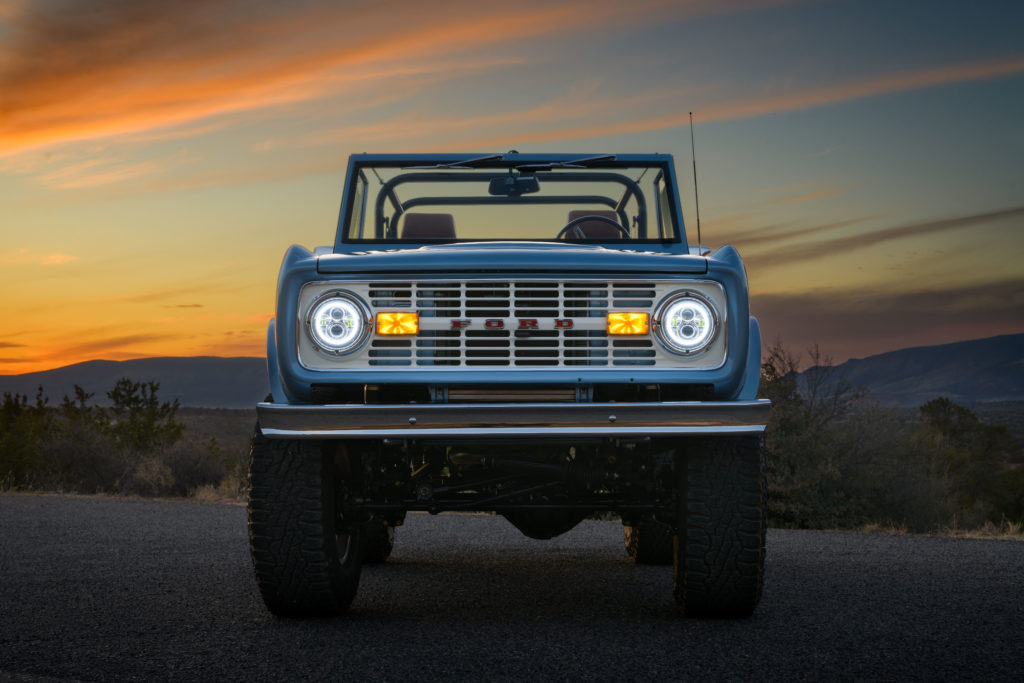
xmin=624 ymin=517 xmax=674 ymax=565
xmin=248 ymin=429 xmax=362 ymax=617
xmin=673 ymin=436 xmax=766 ymax=618
xmin=360 ymin=518 xmax=395 ymax=564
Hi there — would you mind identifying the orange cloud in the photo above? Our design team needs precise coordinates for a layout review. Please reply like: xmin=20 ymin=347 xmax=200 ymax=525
xmin=727 ymin=217 xmax=869 ymax=248
xmin=1 ymin=248 xmax=79 ymax=266
xmin=39 ymin=159 xmax=162 ymax=189
xmin=457 ymin=56 xmax=1024 ymax=147
xmin=0 ymin=0 xmax=811 ymax=159
xmin=40 ymin=253 xmax=79 ymax=265
xmin=753 ymin=277 xmax=1024 ymax=364
xmin=0 ymin=305 xmax=275 ymax=373
xmin=54 ymin=333 xmax=179 ymax=357
xmin=106 ymin=283 xmax=243 ymax=305
xmin=745 ymin=206 xmax=1024 ymax=269
xmin=770 ymin=188 xmax=848 ymax=205
xmin=192 ymin=331 xmax=265 ymax=359
xmin=0 ymin=332 xmax=181 ymax=374
xmin=0 ymin=0 xmax=659 ymax=156
xmin=304 ymin=82 xmax=610 ymax=148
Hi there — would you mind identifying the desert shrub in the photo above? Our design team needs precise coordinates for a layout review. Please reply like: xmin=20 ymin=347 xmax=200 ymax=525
xmin=760 ymin=343 xmax=866 ymax=528
xmin=0 ymin=380 xmax=191 ymax=495
xmin=913 ymin=398 xmax=1024 ymax=525
xmin=0 ymin=388 xmax=52 ymax=487
xmin=832 ymin=402 xmax=958 ymax=531
xmin=34 ymin=386 xmax=124 ymax=493
xmin=146 ymin=436 xmax=235 ymax=497
xmin=761 ymin=342 xmax=1024 ymax=531
xmin=105 ymin=378 xmax=184 ymax=455
xmin=40 ymin=419 xmax=122 ymax=493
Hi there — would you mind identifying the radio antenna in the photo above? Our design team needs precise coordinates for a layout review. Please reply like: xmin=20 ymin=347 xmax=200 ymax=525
xmin=689 ymin=112 xmax=702 ymax=252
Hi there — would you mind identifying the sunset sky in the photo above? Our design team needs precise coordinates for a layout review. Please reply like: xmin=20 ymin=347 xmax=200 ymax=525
xmin=1 ymin=0 xmax=1022 ymax=374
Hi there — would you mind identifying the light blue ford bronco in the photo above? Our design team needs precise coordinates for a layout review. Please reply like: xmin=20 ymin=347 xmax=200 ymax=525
xmin=249 ymin=153 xmax=769 ymax=617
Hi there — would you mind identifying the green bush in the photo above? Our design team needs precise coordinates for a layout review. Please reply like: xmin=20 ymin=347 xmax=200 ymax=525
xmin=105 ymin=378 xmax=184 ymax=455
xmin=760 ymin=342 xmax=1024 ymax=531
xmin=0 ymin=388 xmax=53 ymax=488
xmin=0 ymin=378 xmax=239 ymax=497
xmin=2 ymin=362 xmax=1021 ymax=529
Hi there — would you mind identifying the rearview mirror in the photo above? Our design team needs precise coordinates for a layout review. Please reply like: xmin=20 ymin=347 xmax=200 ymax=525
xmin=488 ymin=175 xmax=540 ymax=196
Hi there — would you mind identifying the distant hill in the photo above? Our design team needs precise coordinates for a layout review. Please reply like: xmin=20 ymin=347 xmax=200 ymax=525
xmin=0 ymin=357 xmax=268 ymax=409
xmin=1 ymin=334 xmax=1021 ymax=409
xmin=804 ymin=333 xmax=1024 ymax=406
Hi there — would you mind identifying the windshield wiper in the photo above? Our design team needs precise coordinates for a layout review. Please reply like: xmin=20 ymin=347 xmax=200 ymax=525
xmin=514 ymin=155 xmax=616 ymax=173
xmin=404 ymin=154 xmax=504 ymax=170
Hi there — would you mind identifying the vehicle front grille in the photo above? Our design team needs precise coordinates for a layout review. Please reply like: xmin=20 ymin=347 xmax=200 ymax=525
xmin=366 ymin=280 xmax=657 ymax=367
xmin=298 ymin=278 xmax=727 ymax=372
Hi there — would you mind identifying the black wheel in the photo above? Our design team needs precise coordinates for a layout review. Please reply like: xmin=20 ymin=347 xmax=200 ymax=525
xmin=247 ymin=428 xmax=362 ymax=617
xmin=360 ymin=518 xmax=395 ymax=564
xmin=673 ymin=436 xmax=766 ymax=618
xmin=623 ymin=516 xmax=674 ymax=565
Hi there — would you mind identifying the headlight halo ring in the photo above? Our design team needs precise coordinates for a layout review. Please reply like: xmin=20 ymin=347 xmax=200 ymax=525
xmin=305 ymin=289 xmax=372 ymax=355
xmin=652 ymin=290 xmax=720 ymax=356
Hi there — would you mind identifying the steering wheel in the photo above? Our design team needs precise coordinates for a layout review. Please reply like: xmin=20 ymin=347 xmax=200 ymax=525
xmin=555 ymin=214 xmax=631 ymax=240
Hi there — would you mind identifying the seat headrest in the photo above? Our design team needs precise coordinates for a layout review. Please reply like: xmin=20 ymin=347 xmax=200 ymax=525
xmin=401 ymin=213 xmax=456 ymax=239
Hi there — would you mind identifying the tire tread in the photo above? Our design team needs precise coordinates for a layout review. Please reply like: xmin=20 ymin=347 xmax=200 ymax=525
xmin=247 ymin=429 xmax=360 ymax=617
xmin=674 ymin=436 xmax=766 ymax=618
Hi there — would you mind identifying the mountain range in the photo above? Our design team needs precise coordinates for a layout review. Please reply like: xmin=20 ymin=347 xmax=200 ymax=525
xmin=808 ymin=333 xmax=1023 ymax=406
xmin=0 ymin=357 xmax=268 ymax=409
xmin=0 ymin=333 xmax=1021 ymax=408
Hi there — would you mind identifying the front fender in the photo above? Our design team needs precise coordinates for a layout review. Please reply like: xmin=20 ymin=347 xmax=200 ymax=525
xmin=735 ymin=316 xmax=762 ymax=400
xmin=265 ymin=318 xmax=287 ymax=403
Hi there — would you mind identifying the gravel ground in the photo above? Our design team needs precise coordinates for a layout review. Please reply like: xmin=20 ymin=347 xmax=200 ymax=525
xmin=1 ymin=493 xmax=1022 ymax=682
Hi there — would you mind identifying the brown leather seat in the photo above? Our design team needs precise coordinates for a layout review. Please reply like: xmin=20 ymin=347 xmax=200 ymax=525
xmin=401 ymin=213 xmax=456 ymax=239
xmin=566 ymin=210 xmax=625 ymax=239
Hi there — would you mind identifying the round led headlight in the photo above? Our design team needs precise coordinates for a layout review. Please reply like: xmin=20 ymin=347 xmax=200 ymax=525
xmin=306 ymin=292 xmax=369 ymax=354
xmin=655 ymin=293 xmax=718 ymax=355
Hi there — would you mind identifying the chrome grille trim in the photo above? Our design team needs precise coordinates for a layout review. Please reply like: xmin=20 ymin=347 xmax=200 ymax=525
xmin=371 ymin=281 xmax=654 ymax=367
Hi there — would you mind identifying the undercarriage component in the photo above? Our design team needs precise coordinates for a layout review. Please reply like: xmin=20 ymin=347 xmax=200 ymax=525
xmin=348 ymin=441 xmax=670 ymax=530
xmin=360 ymin=517 xmax=395 ymax=564
xmin=502 ymin=509 xmax=590 ymax=540
xmin=624 ymin=516 xmax=675 ymax=565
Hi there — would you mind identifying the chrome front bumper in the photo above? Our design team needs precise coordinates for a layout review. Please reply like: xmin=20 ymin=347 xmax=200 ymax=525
xmin=257 ymin=400 xmax=771 ymax=439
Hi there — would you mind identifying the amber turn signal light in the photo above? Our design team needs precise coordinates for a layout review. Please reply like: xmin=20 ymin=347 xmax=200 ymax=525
xmin=376 ymin=312 xmax=419 ymax=335
xmin=606 ymin=312 xmax=649 ymax=335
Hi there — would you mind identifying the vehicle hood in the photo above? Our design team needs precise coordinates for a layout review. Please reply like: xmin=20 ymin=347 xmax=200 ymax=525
xmin=317 ymin=242 xmax=707 ymax=274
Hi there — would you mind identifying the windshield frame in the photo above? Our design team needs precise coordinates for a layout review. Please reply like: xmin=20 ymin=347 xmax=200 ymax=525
xmin=333 ymin=153 xmax=688 ymax=252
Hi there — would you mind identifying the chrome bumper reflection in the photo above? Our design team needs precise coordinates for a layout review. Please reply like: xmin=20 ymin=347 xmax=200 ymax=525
xmin=257 ymin=400 xmax=770 ymax=439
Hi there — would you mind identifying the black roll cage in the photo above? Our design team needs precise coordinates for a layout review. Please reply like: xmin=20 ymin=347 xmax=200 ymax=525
xmin=371 ymin=171 xmax=649 ymax=240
